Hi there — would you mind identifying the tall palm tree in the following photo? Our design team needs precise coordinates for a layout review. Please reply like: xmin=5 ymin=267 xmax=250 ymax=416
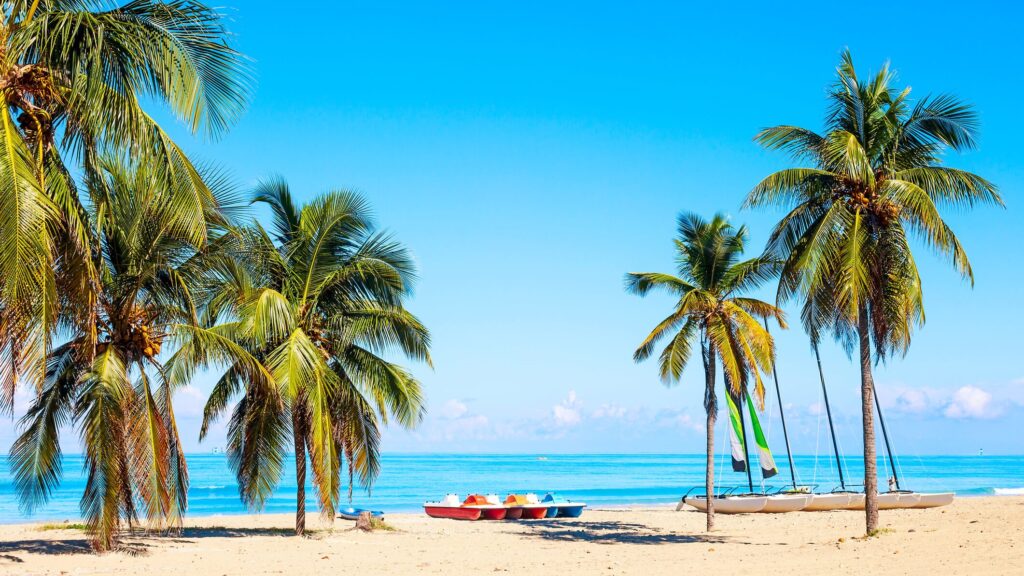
xmin=744 ymin=50 xmax=1001 ymax=534
xmin=10 ymin=154 xmax=235 ymax=550
xmin=625 ymin=212 xmax=784 ymax=531
xmin=170 ymin=179 xmax=430 ymax=536
xmin=0 ymin=0 xmax=251 ymax=412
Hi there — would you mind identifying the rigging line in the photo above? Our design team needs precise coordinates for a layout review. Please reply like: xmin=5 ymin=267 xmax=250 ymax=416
xmin=764 ymin=319 xmax=797 ymax=490
xmin=814 ymin=342 xmax=847 ymax=490
xmin=872 ymin=383 xmax=901 ymax=490
xmin=813 ymin=363 xmax=824 ymax=488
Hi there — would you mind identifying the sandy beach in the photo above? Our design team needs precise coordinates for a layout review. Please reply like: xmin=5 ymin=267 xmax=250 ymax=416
xmin=0 ymin=496 xmax=1019 ymax=576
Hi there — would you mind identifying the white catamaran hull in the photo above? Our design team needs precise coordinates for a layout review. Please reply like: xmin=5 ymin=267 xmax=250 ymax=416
xmin=759 ymin=494 xmax=812 ymax=513
xmin=875 ymin=492 xmax=921 ymax=509
xmin=803 ymin=493 xmax=853 ymax=511
xmin=684 ymin=496 xmax=768 ymax=514
xmin=914 ymin=492 xmax=954 ymax=508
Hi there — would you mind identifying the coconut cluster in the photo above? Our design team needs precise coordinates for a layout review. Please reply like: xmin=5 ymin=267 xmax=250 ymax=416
xmin=96 ymin=323 xmax=163 ymax=359
xmin=843 ymin=190 xmax=902 ymax=227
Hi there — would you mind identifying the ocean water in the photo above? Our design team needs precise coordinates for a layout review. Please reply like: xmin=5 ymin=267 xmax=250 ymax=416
xmin=0 ymin=453 xmax=1021 ymax=523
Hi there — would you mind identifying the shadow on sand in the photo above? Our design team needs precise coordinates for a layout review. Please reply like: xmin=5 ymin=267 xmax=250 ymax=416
xmin=0 ymin=526 xmax=306 ymax=560
xmin=519 ymin=519 xmax=727 ymax=545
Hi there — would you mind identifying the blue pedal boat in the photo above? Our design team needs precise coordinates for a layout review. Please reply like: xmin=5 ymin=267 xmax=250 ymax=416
xmin=541 ymin=493 xmax=587 ymax=518
xmin=338 ymin=506 xmax=385 ymax=521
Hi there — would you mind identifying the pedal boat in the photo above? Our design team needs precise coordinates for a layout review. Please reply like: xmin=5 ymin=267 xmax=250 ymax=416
xmin=423 ymin=494 xmax=483 ymax=520
xmin=462 ymin=494 xmax=508 ymax=520
xmin=541 ymin=493 xmax=587 ymax=518
xmin=506 ymin=494 xmax=550 ymax=519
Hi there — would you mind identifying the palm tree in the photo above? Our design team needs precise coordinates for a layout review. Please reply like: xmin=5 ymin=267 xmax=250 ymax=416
xmin=744 ymin=50 xmax=1001 ymax=534
xmin=10 ymin=155 xmax=235 ymax=550
xmin=625 ymin=212 xmax=784 ymax=531
xmin=0 ymin=0 xmax=251 ymax=412
xmin=170 ymin=179 xmax=430 ymax=536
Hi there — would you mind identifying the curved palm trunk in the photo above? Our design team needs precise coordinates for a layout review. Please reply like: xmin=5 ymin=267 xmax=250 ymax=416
xmin=858 ymin=306 xmax=878 ymax=534
xmin=703 ymin=345 xmax=717 ymax=532
xmin=292 ymin=409 xmax=307 ymax=537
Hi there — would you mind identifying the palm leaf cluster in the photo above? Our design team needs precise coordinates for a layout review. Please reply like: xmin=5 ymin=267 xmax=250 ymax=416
xmin=626 ymin=212 xmax=784 ymax=531
xmin=0 ymin=0 xmax=251 ymax=413
xmin=746 ymin=50 xmax=1001 ymax=354
xmin=169 ymin=179 xmax=429 ymax=534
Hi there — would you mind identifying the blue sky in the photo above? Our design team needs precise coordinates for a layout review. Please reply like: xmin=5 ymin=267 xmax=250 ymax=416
xmin=6 ymin=1 xmax=1024 ymax=457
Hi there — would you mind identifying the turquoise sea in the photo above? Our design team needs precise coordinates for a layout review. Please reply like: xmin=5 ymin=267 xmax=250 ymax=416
xmin=1 ymin=454 xmax=1021 ymax=523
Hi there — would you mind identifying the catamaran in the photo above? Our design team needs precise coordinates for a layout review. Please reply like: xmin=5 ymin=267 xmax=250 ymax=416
xmin=785 ymin=339 xmax=952 ymax=512
xmin=680 ymin=326 xmax=954 ymax=514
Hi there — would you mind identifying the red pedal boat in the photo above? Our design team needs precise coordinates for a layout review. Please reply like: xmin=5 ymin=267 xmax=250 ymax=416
xmin=462 ymin=494 xmax=507 ymax=520
xmin=423 ymin=494 xmax=483 ymax=520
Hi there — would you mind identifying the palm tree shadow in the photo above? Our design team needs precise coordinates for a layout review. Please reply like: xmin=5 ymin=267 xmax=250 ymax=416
xmin=519 ymin=520 xmax=727 ymax=545
xmin=0 ymin=527 xmax=298 ymax=560
xmin=0 ymin=539 xmax=93 ymax=557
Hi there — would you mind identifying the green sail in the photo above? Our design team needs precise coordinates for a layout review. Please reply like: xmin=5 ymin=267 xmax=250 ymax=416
xmin=726 ymin=391 xmax=746 ymax=472
xmin=746 ymin=393 xmax=778 ymax=479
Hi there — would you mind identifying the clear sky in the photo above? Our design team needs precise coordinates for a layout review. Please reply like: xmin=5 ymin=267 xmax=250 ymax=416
xmin=7 ymin=1 xmax=1024 ymax=457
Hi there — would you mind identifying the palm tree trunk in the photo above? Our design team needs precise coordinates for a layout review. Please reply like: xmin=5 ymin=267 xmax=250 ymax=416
xmin=858 ymin=304 xmax=879 ymax=534
xmin=293 ymin=408 xmax=307 ymax=537
xmin=703 ymin=344 xmax=717 ymax=532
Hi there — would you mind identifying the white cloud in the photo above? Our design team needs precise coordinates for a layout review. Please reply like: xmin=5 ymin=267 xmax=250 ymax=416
xmin=552 ymin=390 xmax=582 ymax=428
xmin=440 ymin=399 xmax=469 ymax=420
xmin=944 ymin=386 xmax=1000 ymax=419
xmin=807 ymin=402 xmax=825 ymax=417
xmin=591 ymin=404 xmax=628 ymax=420
xmin=889 ymin=387 xmax=946 ymax=415
xmin=673 ymin=412 xmax=704 ymax=434
xmin=176 ymin=385 xmax=206 ymax=417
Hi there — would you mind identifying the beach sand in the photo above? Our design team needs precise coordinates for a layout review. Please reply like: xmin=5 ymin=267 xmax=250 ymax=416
xmin=0 ymin=496 xmax=1020 ymax=575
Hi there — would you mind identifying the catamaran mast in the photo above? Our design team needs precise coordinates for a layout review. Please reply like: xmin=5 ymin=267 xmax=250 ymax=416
xmin=735 ymin=389 xmax=755 ymax=493
xmin=872 ymin=385 xmax=901 ymax=490
xmin=765 ymin=319 xmax=797 ymax=490
xmin=813 ymin=343 xmax=847 ymax=490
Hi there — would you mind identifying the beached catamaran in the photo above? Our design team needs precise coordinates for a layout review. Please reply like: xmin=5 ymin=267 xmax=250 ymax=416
xmin=681 ymin=327 xmax=954 ymax=513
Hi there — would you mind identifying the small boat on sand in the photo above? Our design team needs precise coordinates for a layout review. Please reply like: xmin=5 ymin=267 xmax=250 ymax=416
xmin=760 ymin=493 xmax=812 ymax=513
xmin=541 ymin=493 xmax=586 ymax=518
xmin=801 ymin=492 xmax=861 ymax=511
xmin=338 ymin=506 xmax=384 ymax=521
xmin=462 ymin=494 xmax=508 ymax=520
xmin=423 ymin=494 xmax=483 ymax=520
xmin=914 ymin=492 xmax=954 ymax=508
xmin=506 ymin=494 xmax=551 ymax=519
xmin=681 ymin=494 xmax=767 ymax=514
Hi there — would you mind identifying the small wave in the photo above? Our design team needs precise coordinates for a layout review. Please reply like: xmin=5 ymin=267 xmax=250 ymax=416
xmin=197 ymin=485 xmax=227 ymax=490
xmin=994 ymin=487 xmax=1024 ymax=496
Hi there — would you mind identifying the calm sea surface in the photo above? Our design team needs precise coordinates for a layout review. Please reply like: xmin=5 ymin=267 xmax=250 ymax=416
xmin=1 ymin=454 xmax=1021 ymax=523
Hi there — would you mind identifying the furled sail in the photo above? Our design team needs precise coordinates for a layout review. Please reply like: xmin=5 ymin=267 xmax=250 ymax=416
xmin=746 ymin=394 xmax=778 ymax=479
xmin=726 ymin=392 xmax=747 ymax=472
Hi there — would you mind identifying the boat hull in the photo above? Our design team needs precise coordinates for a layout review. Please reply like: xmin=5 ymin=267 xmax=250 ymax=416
xmin=471 ymin=506 xmax=507 ymax=520
xmin=877 ymin=492 xmax=920 ymax=510
xmin=685 ymin=496 xmax=768 ymax=514
xmin=553 ymin=504 xmax=586 ymax=518
xmin=338 ymin=507 xmax=384 ymax=521
xmin=803 ymin=493 xmax=853 ymax=511
xmin=521 ymin=505 xmax=550 ymax=519
xmin=760 ymin=494 xmax=811 ymax=513
xmin=423 ymin=506 xmax=482 ymax=520
xmin=504 ymin=507 xmax=524 ymax=520
xmin=914 ymin=492 xmax=954 ymax=509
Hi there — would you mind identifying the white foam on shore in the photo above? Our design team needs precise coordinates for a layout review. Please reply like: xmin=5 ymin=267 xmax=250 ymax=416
xmin=994 ymin=487 xmax=1024 ymax=495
